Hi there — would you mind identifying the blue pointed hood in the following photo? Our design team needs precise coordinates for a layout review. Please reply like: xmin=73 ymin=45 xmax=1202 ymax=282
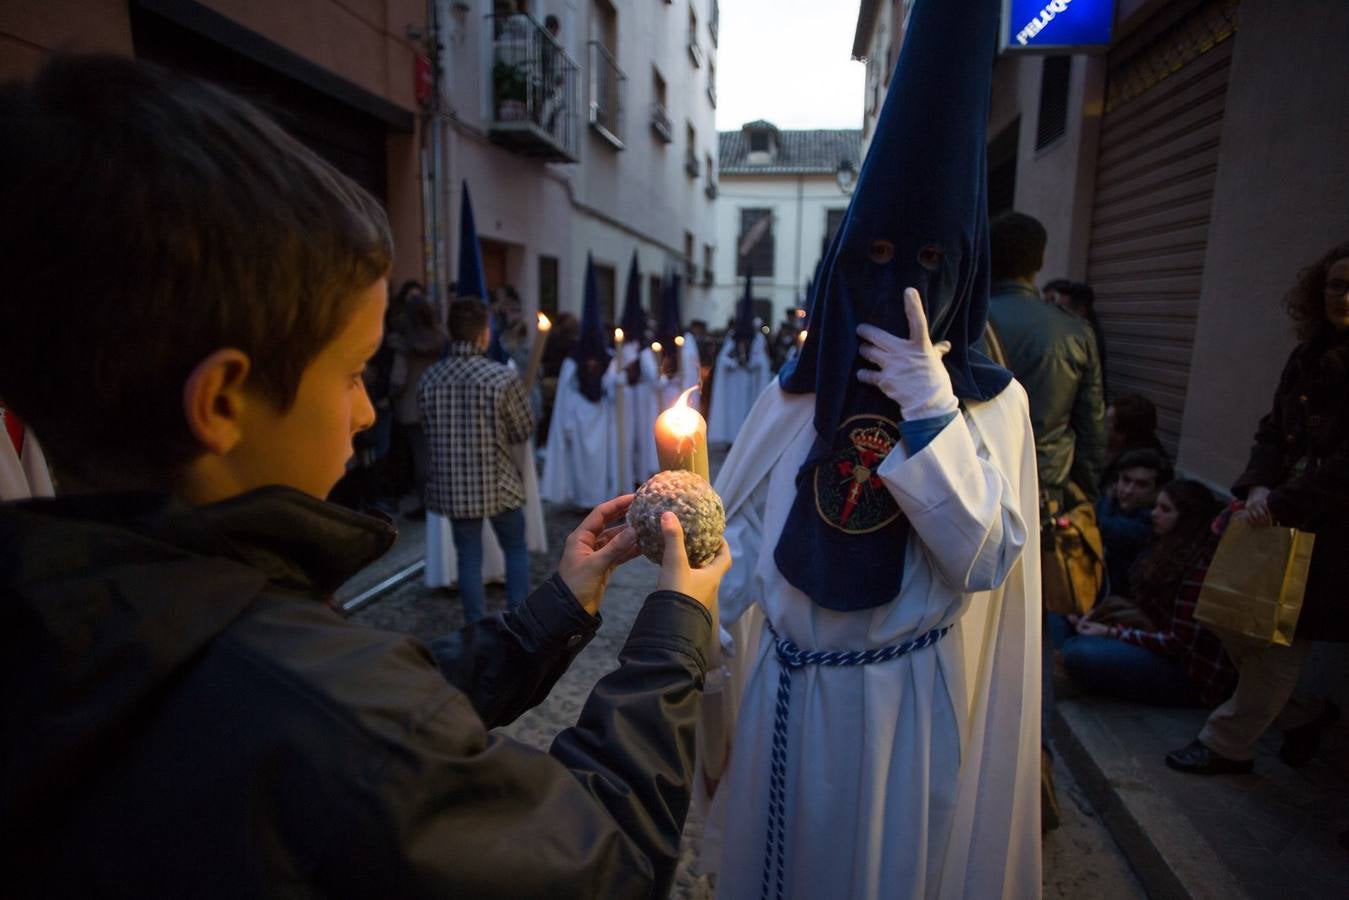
xmin=458 ymin=181 xmax=509 ymax=363
xmin=620 ymin=250 xmax=645 ymax=346
xmin=570 ymin=253 xmax=611 ymax=402
xmin=773 ymin=0 xmax=1011 ymax=613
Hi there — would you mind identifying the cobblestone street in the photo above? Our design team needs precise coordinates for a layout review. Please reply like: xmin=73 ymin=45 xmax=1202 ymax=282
xmin=349 ymin=497 xmax=1144 ymax=898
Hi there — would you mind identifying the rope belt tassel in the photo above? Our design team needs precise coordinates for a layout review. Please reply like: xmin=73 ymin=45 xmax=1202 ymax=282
xmin=760 ymin=622 xmax=952 ymax=900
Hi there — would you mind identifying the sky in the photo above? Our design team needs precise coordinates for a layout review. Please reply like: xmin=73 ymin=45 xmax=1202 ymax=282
xmin=714 ymin=0 xmax=866 ymax=133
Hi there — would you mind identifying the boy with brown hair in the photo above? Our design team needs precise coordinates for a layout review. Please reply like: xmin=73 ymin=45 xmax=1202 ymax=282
xmin=0 ymin=55 xmax=728 ymax=896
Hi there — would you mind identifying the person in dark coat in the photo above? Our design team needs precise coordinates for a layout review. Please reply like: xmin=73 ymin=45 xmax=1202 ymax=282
xmin=0 ymin=56 xmax=730 ymax=896
xmin=1168 ymin=239 xmax=1349 ymax=775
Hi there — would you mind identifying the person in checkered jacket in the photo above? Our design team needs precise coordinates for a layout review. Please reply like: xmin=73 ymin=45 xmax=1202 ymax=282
xmin=419 ymin=298 xmax=535 ymax=621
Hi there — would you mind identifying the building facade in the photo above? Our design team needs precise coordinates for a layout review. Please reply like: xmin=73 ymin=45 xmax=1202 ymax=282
xmin=432 ymin=0 xmax=720 ymax=327
xmin=853 ymin=0 xmax=1349 ymax=494
xmin=3 ymin=0 xmax=432 ymax=291
xmin=715 ymin=120 xmax=861 ymax=329
xmin=2 ymin=0 xmax=720 ymax=329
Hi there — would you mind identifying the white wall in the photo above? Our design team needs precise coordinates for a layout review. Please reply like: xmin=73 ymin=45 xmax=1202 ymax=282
xmin=714 ymin=173 xmax=851 ymax=327
xmin=435 ymin=0 xmax=718 ymax=322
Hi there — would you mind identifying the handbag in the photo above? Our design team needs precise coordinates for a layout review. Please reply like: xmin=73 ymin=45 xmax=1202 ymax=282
xmin=1194 ymin=517 xmax=1314 ymax=646
xmin=1041 ymin=487 xmax=1106 ymax=616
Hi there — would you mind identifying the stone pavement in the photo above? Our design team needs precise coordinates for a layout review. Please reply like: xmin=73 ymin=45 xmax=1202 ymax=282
xmin=343 ymin=498 xmax=1146 ymax=898
xmin=1054 ymin=691 xmax=1349 ymax=900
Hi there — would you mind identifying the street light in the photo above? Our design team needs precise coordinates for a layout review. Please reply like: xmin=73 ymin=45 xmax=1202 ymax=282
xmin=836 ymin=157 xmax=857 ymax=194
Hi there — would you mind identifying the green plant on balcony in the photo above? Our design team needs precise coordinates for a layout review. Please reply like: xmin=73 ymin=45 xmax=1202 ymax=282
xmin=493 ymin=61 xmax=528 ymax=120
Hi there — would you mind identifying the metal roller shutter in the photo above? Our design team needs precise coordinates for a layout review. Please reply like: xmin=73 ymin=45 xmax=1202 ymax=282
xmin=1086 ymin=0 xmax=1239 ymax=453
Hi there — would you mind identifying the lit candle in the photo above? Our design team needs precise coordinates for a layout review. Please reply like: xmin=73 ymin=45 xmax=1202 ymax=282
xmin=798 ymin=328 xmax=808 ymax=345
xmin=613 ymin=327 xmax=629 ymax=490
xmin=651 ymin=341 xmax=662 ymax=354
xmin=522 ymin=312 xmax=552 ymax=390
xmin=674 ymin=334 xmax=685 ymax=347
xmin=653 ymin=384 xmax=709 ymax=480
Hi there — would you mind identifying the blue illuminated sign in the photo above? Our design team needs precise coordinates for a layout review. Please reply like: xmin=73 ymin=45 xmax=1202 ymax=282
xmin=1001 ymin=0 xmax=1115 ymax=52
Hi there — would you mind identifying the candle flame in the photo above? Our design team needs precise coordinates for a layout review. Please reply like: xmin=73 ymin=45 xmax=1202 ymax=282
xmin=664 ymin=385 xmax=703 ymax=438
xmin=674 ymin=335 xmax=685 ymax=347
xmin=798 ymin=329 xmax=808 ymax=343
xmin=615 ymin=327 xmax=624 ymax=342
xmin=536 ymin=312 xmax=552 ymax=331
xmin=761 ymin=324 xmax=771 ymax=335
xmin=651 ymin=341 xmax=662 ymax=353
xmin=795 ymin=308 xmax=807 ymax=319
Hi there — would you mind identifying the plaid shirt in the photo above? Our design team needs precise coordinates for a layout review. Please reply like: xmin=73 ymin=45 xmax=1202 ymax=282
xmin=1116 ymin=553 xmax=1238 ymax=706
xmin=417 ymin=342 xmax=535 ymax=520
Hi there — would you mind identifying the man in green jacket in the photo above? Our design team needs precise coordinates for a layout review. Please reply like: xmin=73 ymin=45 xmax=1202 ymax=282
xmin=986 ymin=212 xmax=1107 ymax=507
xmin=984 ymin=211 xmax=1105 ymax=831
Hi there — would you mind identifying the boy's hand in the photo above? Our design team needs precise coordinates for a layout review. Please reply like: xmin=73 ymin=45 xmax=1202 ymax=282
xmin=655 ymin=512 xmax=732 ymax=612
xmin=558 ymin=495 xmax=641 ymax=615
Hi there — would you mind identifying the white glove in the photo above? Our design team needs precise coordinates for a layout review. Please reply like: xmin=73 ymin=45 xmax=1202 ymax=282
xmin=856 ymin=287 xmax=959 ymax=420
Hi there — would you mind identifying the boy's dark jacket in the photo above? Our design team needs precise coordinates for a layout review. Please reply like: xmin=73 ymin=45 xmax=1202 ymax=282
xmin=0 ymin=487 xmax=712 ymax=896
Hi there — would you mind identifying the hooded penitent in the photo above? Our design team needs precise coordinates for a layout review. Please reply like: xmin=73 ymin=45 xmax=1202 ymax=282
xmin=655 ymin=269 xmax=683 ymax=376
xmin=773 ymin=0 xmax=1011 ymax=612
xmin=620 ymin=251 xmax=645 ymax=385
xmin=732 ymin=262 xmax=756 ymax=365
xmin=570 ymin=254 xmax=611 ymax=403
xmin=458 ymin=181 xmax=509 ymax=364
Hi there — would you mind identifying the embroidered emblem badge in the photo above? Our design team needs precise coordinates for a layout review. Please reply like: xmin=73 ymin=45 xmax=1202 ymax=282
xmin=813 ymin=414 xmax=904 ymax=534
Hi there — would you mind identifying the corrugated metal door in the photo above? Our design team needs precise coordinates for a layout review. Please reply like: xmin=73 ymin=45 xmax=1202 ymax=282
xmin=1086 ymin=0 xmax=1239 ymax=452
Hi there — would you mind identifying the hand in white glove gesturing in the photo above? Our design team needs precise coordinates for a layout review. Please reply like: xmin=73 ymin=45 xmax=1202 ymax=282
xmin=856 ymin=287 xmax=959 ymax=421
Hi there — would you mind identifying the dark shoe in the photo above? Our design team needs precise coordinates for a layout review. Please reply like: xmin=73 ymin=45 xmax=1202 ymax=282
xmin=1041 ymin=748 xmax=1061 ymax=833
xmin=1279 ymin=701 xmax=1340 ymax=767
xmin=1165 ymin=739 xmax=1253 ymax=775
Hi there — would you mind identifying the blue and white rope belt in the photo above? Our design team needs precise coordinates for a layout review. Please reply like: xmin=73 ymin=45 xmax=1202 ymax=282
xmin=760 ymin=621 xmax=952 ymax=900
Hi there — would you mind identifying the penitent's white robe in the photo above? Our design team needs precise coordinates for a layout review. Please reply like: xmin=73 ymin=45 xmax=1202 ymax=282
xmin=706 ymin=333 xmax=771 ymax=445
xmin=657 ymin=332 xmax=705 ymax=411
xmin=614 ymin=344 xmax=661 ymax=488
xmin=701 ymin=380 xmax=1042 ymax=900
xmin=540 ymin=356 xmax=621 ymax=510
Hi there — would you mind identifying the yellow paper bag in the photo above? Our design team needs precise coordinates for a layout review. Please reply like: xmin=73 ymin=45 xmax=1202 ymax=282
xmin=1194 ymin=518 xmax=1315 ymax=646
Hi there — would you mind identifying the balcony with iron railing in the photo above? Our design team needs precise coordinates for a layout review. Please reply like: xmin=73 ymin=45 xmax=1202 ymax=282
xmin=487 ymin=13 xmax=579 ymax=162
xmin=704 ymin=179 xmax=717 ymax=200
xmin=587 ymin=41 xmax=625 ymax=150
xmin=709 ymin=0 xmax=720 ymax=45
xmin=684 ymin=148 xmax=700 ymax=178
xmin=650 ymin=102 xmax=673 ymax=143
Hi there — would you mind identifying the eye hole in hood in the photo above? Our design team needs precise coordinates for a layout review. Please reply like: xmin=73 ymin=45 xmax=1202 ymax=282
xmin=918 ymin=244 xmax=945 ymax=271
xmin=869 ymin=239 xmax=896 ymax=265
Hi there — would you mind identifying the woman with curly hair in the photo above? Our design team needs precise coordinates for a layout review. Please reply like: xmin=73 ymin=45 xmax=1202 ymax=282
xmin=1063 ymin=479 xmax=1235 ymax=706
xmin=1167 ymin=240 xmax=1349 ymax=775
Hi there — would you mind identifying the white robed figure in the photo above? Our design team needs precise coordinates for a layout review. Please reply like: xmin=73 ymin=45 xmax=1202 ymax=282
xmin=699 ymin=2 xmax=1041 ymax=897
xmin=541 ymin=254 xmax=621 ymax=509
xmin=616 ymin=251 xmax=661 ymax=486
xmin=707 ymin=268 xmax=772 ymax=446
xmin=426 ymin=182 xmax=546 ymax=588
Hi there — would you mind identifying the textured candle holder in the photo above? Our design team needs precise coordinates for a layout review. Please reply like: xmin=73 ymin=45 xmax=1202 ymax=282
xmin=627 ymin=469 xmax=726 ymax=567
